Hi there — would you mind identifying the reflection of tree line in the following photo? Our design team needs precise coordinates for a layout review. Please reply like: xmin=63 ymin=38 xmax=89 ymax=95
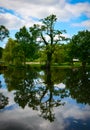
xmin=0 ymin=67 xmax=90 ymax=121
xmin=66 ymin=67 xmax=90 ymax=104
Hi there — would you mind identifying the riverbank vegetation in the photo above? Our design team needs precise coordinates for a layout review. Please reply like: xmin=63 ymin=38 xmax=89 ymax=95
xmin=0 ymin=14 xmax=90 ymax=69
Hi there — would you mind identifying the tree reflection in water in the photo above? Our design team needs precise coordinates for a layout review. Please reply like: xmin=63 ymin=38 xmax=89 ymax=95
xmin=65 ymin=67 xmax=90 ymax=104
xmin=3 ymin=66 xmax=90 ymax=122
xmin=0 ymin=79 xmax=8 ymax=109
xmin=37 ymin=68 xmax=67 ymax=122
xmin=0 ymin=93 xmax=8 ymax=109
xmin=3 ymin=67 xmax=68 ymax=122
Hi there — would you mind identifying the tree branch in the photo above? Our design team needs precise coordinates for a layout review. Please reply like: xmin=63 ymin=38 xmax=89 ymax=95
xmin=41 ymin=33 xmax=48 ymax=45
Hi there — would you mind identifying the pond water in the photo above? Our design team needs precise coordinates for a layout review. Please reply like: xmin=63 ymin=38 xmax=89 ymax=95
xmin=0 ymin=66 xmax=90 ymax=130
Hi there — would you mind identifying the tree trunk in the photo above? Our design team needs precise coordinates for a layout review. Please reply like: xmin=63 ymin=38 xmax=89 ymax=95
xmin=46 ymin=52 xmax=52 ymax=69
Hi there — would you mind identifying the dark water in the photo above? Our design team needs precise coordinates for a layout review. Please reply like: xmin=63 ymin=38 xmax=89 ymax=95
xmin=0 ymin=66 xmax=90 ymax=130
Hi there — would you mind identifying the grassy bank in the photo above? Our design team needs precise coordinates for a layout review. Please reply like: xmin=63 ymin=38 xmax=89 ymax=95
xmin=0 ymin=61 xmax=90 ymax=69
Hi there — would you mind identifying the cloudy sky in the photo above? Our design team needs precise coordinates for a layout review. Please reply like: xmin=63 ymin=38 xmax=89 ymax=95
xmin=0 ymin=0 xmax=90 ymax=47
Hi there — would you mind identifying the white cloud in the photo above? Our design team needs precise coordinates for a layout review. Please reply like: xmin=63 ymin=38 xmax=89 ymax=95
xmin=72 ymin=20 xmax=90 ymax=30
xmin=0 ymin=13 xmax=24 ymax=29
xmin=0 ymin=12 xmax=39 ymax=30
xmin=65 ymin=2 xmax=90 ymax=18
xmin=0 ymin=0 xmax=90 ymax=30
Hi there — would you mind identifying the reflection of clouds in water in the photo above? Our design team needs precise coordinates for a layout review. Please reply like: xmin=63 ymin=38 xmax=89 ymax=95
xmin=55 ymin=103 xmax=90 ymax=130
xmin=0 ymin=88 xmax=15 ymax=107
xmin=54 ymin=83 xmax=65 ymax=89
xmin=55 ymin=101 xmax=90 ymax=120
xmin=0 ymin=89 xmax=90 ymax=130
xmin=0 ymin=78 xmax=90 ymax=130
xmin=63 ymin=104 xmax=90 ymax=120
xmin=0 ymin=120 xmax=33 ymax=130
xmin=34 ymin=78 xmax=45 ymax=88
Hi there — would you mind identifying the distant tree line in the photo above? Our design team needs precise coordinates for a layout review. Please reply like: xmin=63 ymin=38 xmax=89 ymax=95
xmin=0 ymin=14 xmax=90 ymax=68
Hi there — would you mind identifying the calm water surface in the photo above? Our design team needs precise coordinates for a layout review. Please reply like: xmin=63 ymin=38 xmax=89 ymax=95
xmin=0 ymin=67 xmax=90 ymax=130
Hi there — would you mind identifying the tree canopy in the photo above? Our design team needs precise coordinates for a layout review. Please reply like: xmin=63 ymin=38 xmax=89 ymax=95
xmin=69 ymin=30 xmax=90 ymax=67
xmin=15 ymin=26 xmax=39 ymax=63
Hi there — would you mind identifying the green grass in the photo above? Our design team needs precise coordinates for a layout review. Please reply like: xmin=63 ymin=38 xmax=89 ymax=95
xmin=1 ymin=61 xmax=89 ymax=69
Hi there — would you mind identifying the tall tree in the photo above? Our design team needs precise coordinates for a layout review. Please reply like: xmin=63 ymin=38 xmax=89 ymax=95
xmin=31 ymin=14 xmax=67 ymax=69
xmin=0 ymin=25 xmax=9 ymax=41
xmin=15 ymin=26 xmax=39 ymax=64
xmin=69 ymin=30 xmax=90 ymax=67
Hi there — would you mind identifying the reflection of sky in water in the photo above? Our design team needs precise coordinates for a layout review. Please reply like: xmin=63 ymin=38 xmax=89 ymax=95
xmin=0 ymin=74 xmax=90 ymax=130
xmin=0 ymin=74 xmax=7 ymax=89
xmin=0 ymin=104 xmax=18 ymax=112
xmin=0 ymin=92 xmax=90 ymax=130
xmin=54 ymin=83 xmax=65 ymax=89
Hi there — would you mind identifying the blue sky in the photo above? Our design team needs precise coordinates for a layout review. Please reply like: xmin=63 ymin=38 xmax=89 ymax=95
xmin=0 ymin=0 xmax=90 ymax=48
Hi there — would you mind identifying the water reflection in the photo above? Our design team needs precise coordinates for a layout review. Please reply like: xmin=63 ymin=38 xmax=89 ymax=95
xmin=2 ymin=67 xmax=68 ymax=122
xmin=0 ymin=77 xmax=8 ymax=109
xmin=65 ymin=67 xmax=90 ymax=104
xmin=0 ymin=66 xmax=90 ymax=124
xmin=0 ymin=93 xmax=8 ymax=109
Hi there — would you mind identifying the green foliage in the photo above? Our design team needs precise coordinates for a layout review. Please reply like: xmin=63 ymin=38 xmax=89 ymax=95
xmin=0 ymin=25 xmax=9 ymax=41
xmin=2 ymin=16 xmax=90 ymax=67
xmin=3 ymin=38 xmax=18 ymax=64
xmin=69 ymin=30 xmax=90 ymax=66
xmin=15 ymin=26 xmax=39 ymax=62
xmin=40 ymin=44 xmax=69 ymax=65
xmin=12 ymin=44 xmax=25 ymax=65
xmin=0 ymin=47 xmax=3 ymax=59
xmin=52 ymin=44 xmax=69 ymax=64
xmin=2 ymin=15 xmax=68 ymax=66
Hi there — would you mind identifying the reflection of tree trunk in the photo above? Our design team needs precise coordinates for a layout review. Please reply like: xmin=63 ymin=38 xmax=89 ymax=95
xmin=45 ymin=66 xmax=51 ymax=85
xmin=81 ymin=66 xmax=86 ymax=76
xmin=82 ymin=61 xmax=86 ymax=68
xmin=45 ymin=68 xmax=54 ymax=103
xmin=40 ymin=68 xmax=52 ymax=102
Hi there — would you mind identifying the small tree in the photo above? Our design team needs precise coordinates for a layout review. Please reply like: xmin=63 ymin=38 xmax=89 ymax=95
xmin=3 ymin=38 xmax=17 ymax=64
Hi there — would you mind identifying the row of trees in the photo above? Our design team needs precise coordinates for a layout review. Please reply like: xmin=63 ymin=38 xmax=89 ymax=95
xmin=0 ymin=14 xmax=90 ymax=68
